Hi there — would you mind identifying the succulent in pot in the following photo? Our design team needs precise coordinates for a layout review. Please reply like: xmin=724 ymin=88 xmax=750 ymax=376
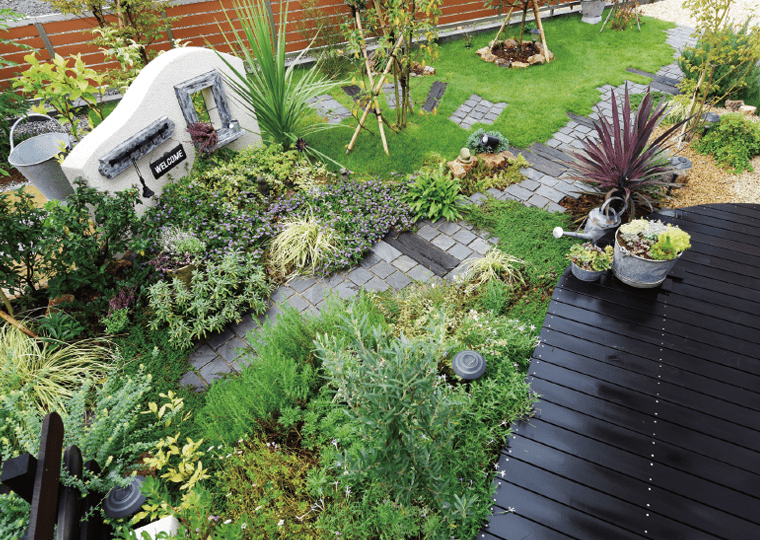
xmin=567 ymin=242 xmax=613 ymax=281
xmin=150 ymin=227 xmax=206 ymax=288
xmin=613 ymin=219 xmax=691 ymax=288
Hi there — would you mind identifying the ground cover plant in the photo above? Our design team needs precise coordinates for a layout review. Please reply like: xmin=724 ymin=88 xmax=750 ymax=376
xmin=310 ymin=12 xmax=675 ymax=176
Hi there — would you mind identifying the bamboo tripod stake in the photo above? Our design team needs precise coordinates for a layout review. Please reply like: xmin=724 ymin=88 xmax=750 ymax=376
xmin=491 ymin=4 xmax=517 ymax=46
xmin=531 ymin=0 xmax=550 ymax=63
xmin=346 ymin=30 xmax=405 ymax=154
xmin=348 ymin=9 xmax=389 ymax=155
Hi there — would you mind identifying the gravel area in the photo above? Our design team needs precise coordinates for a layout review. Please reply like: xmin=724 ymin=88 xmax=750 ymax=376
xmin=0 ymin=0 xmax=59 ymax=18
xmin=639 ymin=0 xmax=759 ymax=27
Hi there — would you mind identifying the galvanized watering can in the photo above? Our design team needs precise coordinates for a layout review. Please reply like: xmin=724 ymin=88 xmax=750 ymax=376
xmin=553 ymin=197 xmax=626 ymax=243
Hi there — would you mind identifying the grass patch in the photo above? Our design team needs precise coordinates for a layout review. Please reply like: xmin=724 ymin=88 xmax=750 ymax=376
xmin=465 ymin=198 xmax=578 ymax=329
xmin=310 ymin=12 xmax=675 ymax=176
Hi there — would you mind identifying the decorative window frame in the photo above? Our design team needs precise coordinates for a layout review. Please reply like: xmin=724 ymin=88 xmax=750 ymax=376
xmin=174 ymin=70 xmax=243 ymax=152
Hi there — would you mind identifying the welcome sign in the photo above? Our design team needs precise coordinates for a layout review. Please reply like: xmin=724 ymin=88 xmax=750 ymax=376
xmin=150 ymin=144 xmax=187 ymax=179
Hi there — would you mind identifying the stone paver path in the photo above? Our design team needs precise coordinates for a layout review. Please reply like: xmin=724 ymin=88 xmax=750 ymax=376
xmin=180 ymin=25 xmax=698 ymax=391
xmin=307 ymin=94 xmax=352 ymax=124
xmin=449 ymin=94 xmax=507 ymax=129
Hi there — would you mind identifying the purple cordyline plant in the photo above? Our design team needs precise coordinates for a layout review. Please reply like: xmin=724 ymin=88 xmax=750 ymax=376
xmin=568 ymin=85 xmax=690 ymax=220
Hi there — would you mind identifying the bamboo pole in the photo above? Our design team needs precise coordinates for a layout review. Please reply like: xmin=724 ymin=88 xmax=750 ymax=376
xmin=531 ymin=0 xmax=550 ymax=63
xmin=0 ymin=310 xmax=37 ymax=338
xmin=347 ymin=32 xmax=405 ymax=154
xmin=355 ymin=9 xmax=389 ymax=154
xmin=491 ymin=3 xmax=517 ymax=46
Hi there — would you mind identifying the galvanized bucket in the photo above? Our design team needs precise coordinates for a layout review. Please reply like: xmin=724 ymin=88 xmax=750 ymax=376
xmin=8 ymin=114 xmax=74 ymax=201
xmin=612 ymin=236 xmax=680 ymax=288
xmin=570 ymin=262 xmax=605 ymax=282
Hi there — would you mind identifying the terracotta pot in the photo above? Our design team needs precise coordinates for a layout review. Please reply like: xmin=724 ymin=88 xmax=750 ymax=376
xmin=166 ymin=263 xmax=196 ymax=289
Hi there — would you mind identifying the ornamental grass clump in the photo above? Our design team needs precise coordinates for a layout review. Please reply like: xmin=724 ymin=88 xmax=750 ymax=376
xmin=269 ymin=212 xmax=341 ymax=277
xmin=617 ymin=219 xmax=691 ymax=260
xmin=461 ymin=247 xmax=526 ymax=294
xmin=567 ymin=242 xmax=613 ymax=271
xmin=0 ymin=324 xmax=112 ymax=414
xmin=569 ymin=86 xmax=690 ymax=219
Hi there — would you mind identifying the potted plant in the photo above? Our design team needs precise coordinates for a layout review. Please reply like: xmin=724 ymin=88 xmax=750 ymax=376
xmin=567 ymin=242 xmax=613 ymax=281
xmin=151 ymin=227 xmax=206 ymax=288
xmin=568 ymin=86 xmax=691 ymax=221
xmin=612 ymin=219 xmax=691 ymax=288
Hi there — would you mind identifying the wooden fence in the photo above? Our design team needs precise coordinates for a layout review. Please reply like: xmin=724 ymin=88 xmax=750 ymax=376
xmin=1 ymin=0 xmax=577 ymax=89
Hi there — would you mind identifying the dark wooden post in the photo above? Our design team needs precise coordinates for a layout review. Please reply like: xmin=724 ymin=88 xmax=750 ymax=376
xmin=57 ymin=446 xmax=83 ymax=540
xmin=28 ymin=412 xmax=64 ymax=540
xmin=80 ymin=460 xmax=110 ymax=540
xmin=0 ymin=453 xmax=38 ymax=503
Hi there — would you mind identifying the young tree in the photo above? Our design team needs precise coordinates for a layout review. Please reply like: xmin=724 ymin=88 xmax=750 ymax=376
xmin=345 ymin=0 xmax=444 ymax=129
xmin=678 ymin=0 xmax=760 ymax=136
xmin=44 ymin=0 xmax=178 ymax=66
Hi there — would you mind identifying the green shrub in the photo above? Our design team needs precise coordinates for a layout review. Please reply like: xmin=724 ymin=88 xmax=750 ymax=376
xmin=403 ymin=164 xmax=466 ymax=222
xmin=678 ymin=18 xmax=760 ymax=106
xmin=695 ymin=112 xmax=760 ymax=173
xmin=148 ymin=252 xmax=270 ymax=348
xmin=466 ymin=129 xmax=510 ymax=155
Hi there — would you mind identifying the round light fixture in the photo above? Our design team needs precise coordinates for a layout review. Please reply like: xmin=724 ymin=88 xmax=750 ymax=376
xmin=104 ymin=475 xmax=146 ymax=519
xmin=452 ymin=350 xmax=487 ymax=380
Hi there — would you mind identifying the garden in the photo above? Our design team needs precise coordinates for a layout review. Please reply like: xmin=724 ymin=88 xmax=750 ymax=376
xmin=1 ymin=0 xmax=759 ymax=538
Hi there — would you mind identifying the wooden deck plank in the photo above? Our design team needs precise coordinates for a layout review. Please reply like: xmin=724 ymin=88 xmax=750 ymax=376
xmin=531 ymin=360 xmax=760 ymax=450
xmin=540 ymin=316 xmax=760 ymax=391
xmin=482 ymin=204 xmax=760 ymax=539
xmin=492 ymin=448 xmax=716 ymax=539
xmin=482 ymin=505 xmax=579 ymax=540
xmin=538 ymin=327 xmax=760 ymax=412
xmin=528 ymin=377 xmax=760 ymax=473
xmin=527 ymin=401 xmax=760 ymax=499
xmin=503 ymin=434 xmax=760 ymax=537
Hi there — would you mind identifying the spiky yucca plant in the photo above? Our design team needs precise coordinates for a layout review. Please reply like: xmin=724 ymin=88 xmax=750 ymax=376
xmin=212 ymin=0 xmax=344 ymax=167
xmin=569 ymin=86 xmax=689 ymax=219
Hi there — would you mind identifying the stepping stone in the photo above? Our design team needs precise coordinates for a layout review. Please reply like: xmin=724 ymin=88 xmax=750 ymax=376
xmin=449 ymin=94 xmax=506 ymax=128
xmin=381 ymin=230 xmax=459 ymax=276
xmin=509 ymin=146 xmax=567 ymax=178
xmin=383 ymin=83 xmax=397 ymax=109
xmin=342 ymin=85 xmax=363 ymax=102
xmin=307 ymin=94 xmax=352 ymax=124
xmin=422 ymin=81 xmax=447 ymax=113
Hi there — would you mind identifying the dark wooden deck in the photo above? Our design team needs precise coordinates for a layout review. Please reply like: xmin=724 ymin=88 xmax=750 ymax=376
xmin=481 ymin=203 xmax=760 ymax=540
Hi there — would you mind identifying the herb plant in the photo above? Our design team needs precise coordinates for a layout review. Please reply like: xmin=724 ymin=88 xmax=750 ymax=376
xmin=147 ymin=252 xmax=270 ymax=347
xmin=695 ymin=112 xmax=760 ymax=173
xmin=568 ymin=87 xmax=689 ymax=219
xmin=403 ymin=164 xmax=466 ymax=222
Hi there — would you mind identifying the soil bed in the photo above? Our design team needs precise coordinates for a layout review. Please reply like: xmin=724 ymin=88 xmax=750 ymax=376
xmin=492 ymin=42 xmax=539 ymax=63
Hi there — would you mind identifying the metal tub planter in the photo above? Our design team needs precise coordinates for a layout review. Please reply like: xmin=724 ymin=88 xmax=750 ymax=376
xmin=570 ymin=262 xmax=606 ymax=282
xmin=612 ymin=219 xmax=691 ymax=288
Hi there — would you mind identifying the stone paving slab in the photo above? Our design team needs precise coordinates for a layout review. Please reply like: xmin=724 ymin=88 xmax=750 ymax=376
xmin=307 ymin=94 xmax=352 ymax=124
xmin=180 ymin=25 xmax=694 ymax=391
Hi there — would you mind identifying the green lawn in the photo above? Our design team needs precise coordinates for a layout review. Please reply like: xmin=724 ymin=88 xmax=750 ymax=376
xmin=311 ymin=11 xmax=675 ymax=176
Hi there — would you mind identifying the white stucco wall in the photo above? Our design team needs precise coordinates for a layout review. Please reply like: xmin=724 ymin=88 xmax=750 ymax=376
xmin=62 ymin=47 xmax=261 ymax=211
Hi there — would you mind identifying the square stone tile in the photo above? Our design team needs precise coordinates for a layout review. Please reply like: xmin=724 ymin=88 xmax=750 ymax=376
xmin=518 ymin=178 xmax=540 ymax=191
xmin=360 ymin=251 xmax=383 ymax=268
xmin=448 ymin=242 xmax=473 ymax=261
xmin=408 ymin=265 xmax=434 ymax=282
xmin=527 ymin=193 xmax=550 ymax=208
xmin=179 ymin=371 xmax=206 ymax=392
xmin=370 ymin=260 xmax=396 ymax=279
xmin=452 ymin=229 xmax=477 ymax=245
xmin=393 ymin=254 xmax=418 ymax=273
xmin=469 ymin=237 xmax=491 ymax=255
xmin=546 ymin=202 xmax=567 ymax=213
xmin=416 ymin=225 xmax=440 ymax=242
xmin=536 ymin=185 xmax=565 ymax=203
xmin=218 ymin=337 xmax=247 ymax=363
xmin=270 ymin=287 xmax=295 ymax=303
xmin=302 ymin=283 xmax=326 ymax=305
xmin=288 ymin=276 xmax=317 ymax=293
xmin=189 ymin=344 xmax=217 ymax=370
xmin=230 ymin=314 xmax=259 ymax=341
xmin=431 ymin=234 xmax=456 ymax=251
xmin=264 ymin=303 xmax=283 ymax=322
xmin=199 ymin=357 xmax=232 ymax=385
xmin=364 ymin=276 xmax=390 ymax=292
xmin=386 ymin=271 xmax=412 ymax=290
xmin=286 ymin=294 xmax=310 ymax=312
xmin=317 ymin=273 xmax=345 ymax=288
xmin=505 ymin=184 xmax=532 ymax=201
xmin=207 ymin=328 xmax=234 ymax=349
xmin=371 ymin=240 xmax=403 ymax=262
xmin=348 ymin=267 xmax=373 ymax=285
xmin=335 ymin=282 xmax=358 ymax=299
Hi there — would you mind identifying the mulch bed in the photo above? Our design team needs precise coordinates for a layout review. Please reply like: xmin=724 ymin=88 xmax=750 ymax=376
xmin=491 ymin=42 xmax=539 ymax=63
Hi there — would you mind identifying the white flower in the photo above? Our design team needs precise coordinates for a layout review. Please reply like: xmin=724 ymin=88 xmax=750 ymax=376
xmin=223 ymin=519 xmax=232 ymax=524
xmin=207 ymin=446 xmax=214 ymax=452
xmin=278 ymin=519 xmax=284 ymax=527
xmin=241 ymin=523 xmax=247 ymax=529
